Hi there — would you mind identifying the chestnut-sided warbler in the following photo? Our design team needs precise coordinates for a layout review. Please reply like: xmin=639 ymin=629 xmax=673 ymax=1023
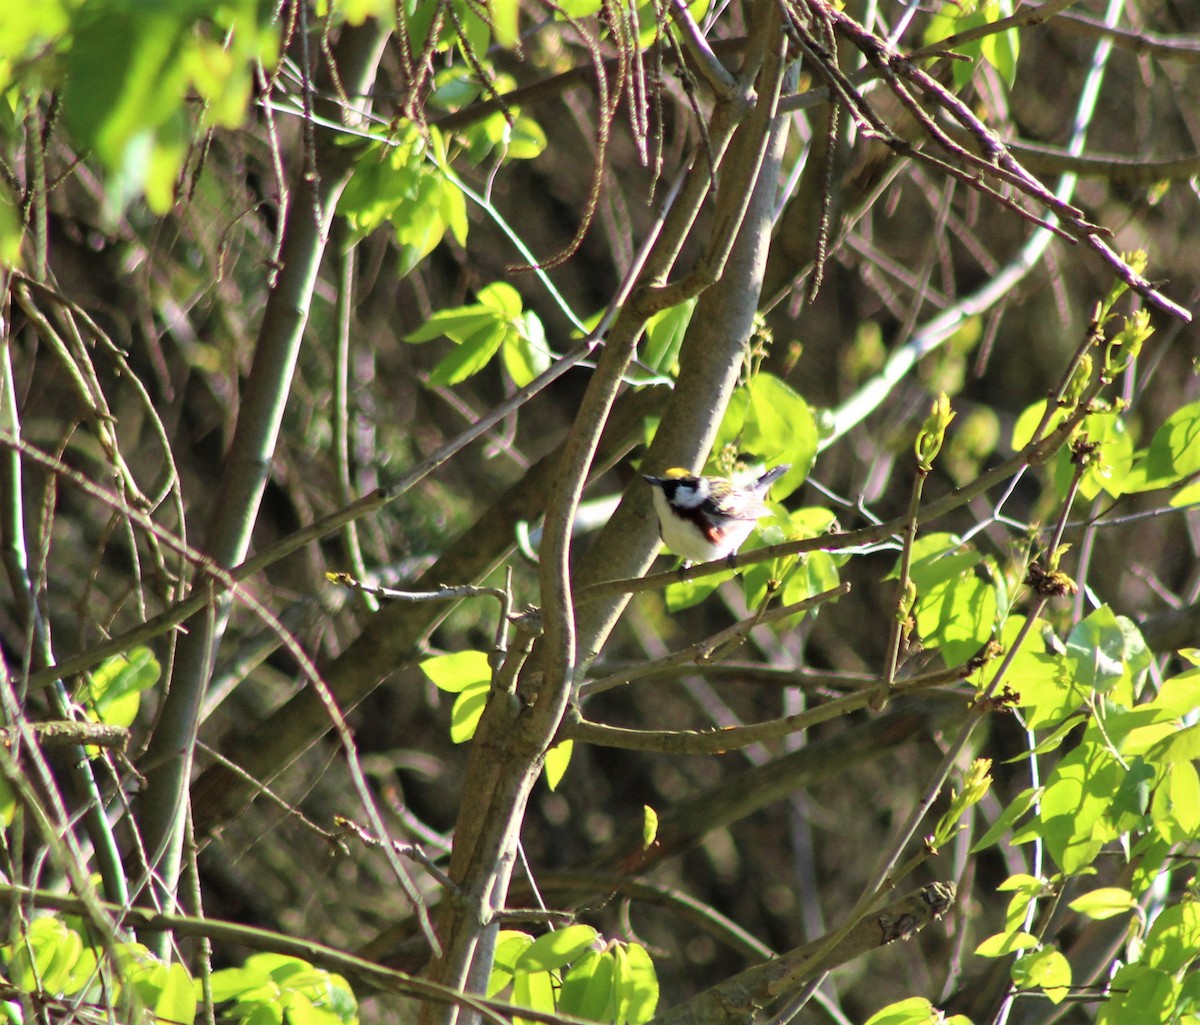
xmin=643 ymin=465 xmax=789 ymax=565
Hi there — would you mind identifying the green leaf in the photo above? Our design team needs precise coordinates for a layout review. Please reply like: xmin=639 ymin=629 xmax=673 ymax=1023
xmin=476 ymin=282 xmax=522 ymax=316
xmin=559 ymin=951 xmax=616 ymax=1023
xmin=1065 ymin=606 xmax=1150 ymax=699
xmin=241 ymin=1000 xmax=285 ymax=1025
xmin=923 ymin=1 xmax=1019 ymax=91
xmin=614 ymin=943 xmax=658 ymax=1025
xmin=156 ymin=962 xmax=196 ymax=1025
xmin=489 ymin=932 xmax=534 ymax=996
xmin=1143 ymin=901 xmax=1200 ymax=974
xmin=902 ymin=537 xmax=997 ymax=666
xmin=1127 ymin=399 xmax=1200 ymax=491
xmin=1012 ymin=399 xmax=1060 ymax=452
xmin=64 ymin=2 xmax=190 ymax=168
xmin=664 ymin=574 xmax=725 ymax=612
xmin=505 ymin=115 xmax=547 ymax=160
xmin=490 ymin=0 xmax=519 ymax=46
xmin=449 ymin=681 xmax=489 ymax=743
xmin=971 ymin=787 xmax=1041 ymax=852
xmin=640 ymin=300 xmax=696 ymax=376
xmin=1099 ymin=965 xmax=1178 ymax=1025
xmin=211 ymin=966 xmax=268 ymax=1002
xmin=502 ymin=310 xmax=551 ymax=387
xmin=1011 ymin=947 xmax=1070 ymax=1004
xmin=405 ymin=309 xmax=496 ymax=345
xmin=284 ymin=991 xmax=343 ymax=1025
xmin=85 ymin=646 xmax=160 ymax=729
xmin=981 ymin=18 xmax=1020 ymax=90
xmin=1151 ymin=761 xmax=1200 ymax=842
xmin=1149 ymin=723 xmax=1200 ymax=764
xmin=714 ymin=374 xmax=817 ymax=493
xmin=975 ymin=931 xmax=1039 ymax=958
xmin=642 ymin=805 xmax=658 ymax=848
xmin=61 ymin=0 xmax=271 ymax=216
xmin=862 ymin=997 xmax=937 ymax=1025
xmin=428 ymin=322 xmax=507 ymax=386
xmin=515 ymin=925 xmax=599 ymax=972
xmin=420 ymin=650 xmax=491 ymax=692
xmin=1037 ymin=741 xmax=1122 ymax=874
xmin=1054 ymin=411 xmax=1133 ymax=500
xmin=0 ymin=0 xmax=70 ymax=94
xmin=341 ymin=140 xmax=421 ymax=236
xmin=544 ymin=740 xmax=573 ymax=790
xmin=512 ymin=968 xmax=556 ymax=1025
xmin=1068 ymin=887 xmax=1136 ymax=920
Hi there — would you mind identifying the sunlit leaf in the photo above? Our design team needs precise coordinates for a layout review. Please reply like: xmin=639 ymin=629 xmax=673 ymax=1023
xmin=515 ymin=925 xmax=599 ymax=972
xmin=544 ymin=740 xmax=573 ymax=790
xmin=1012 ymin=947 xmax=1070 ymax=1004
xmin=559 ymin=951 xmax=616 ymax=1023
xmin=449 ymin=681 xmax=489 ymax=743
xmin=975 ymin=931 xmax=1039 ymax=958
xmin=421 ymin=650 xmax=492 ymax=692
xmin=1068 ymin=888 xmax=1136 ymax=920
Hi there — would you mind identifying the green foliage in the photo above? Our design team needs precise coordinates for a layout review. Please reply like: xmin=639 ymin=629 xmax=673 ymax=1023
xmin=405 ymin=281 xmax=550 ymax=387
xmin=892 ymin=534 xmax=999 ymax=667
xmin=639 ymin=300 xmax=697 ymax=379
xmin=0 ymin=916 xmax=193 ymax=1024
xmin=421 ymin=649 xmax=492 ymax=743
xmin=970 ymin=609 xmax=1200 ymax=1010
xmin=742 ymin=506 xmax=845 ymax=617
xmin=713 ymin=373 xmax=819 ymax=494
xmin=403 ymin=0 xmax=519 ymax=61
xmin=861 ymin=995 xmax=972 ymax=1025
xmin=209 ymin=953 xmax=359 ymax=1025
xmin=488 ymin=926 xmax=659 ymax=1025
xmin=57 ymin=0 xmax=276 ymax=215
xmin=0 ymin=920 xmax=356 ymax=1025
xmin=80 ymin=646 xmax=161 ymax=731
xmin=430 ymin=68 xmax=548 ymax=164
xmin=1012 ymin=400 xmax=1134 ymax=501
xmin=340 ymin=128 xmax=470 ymax=278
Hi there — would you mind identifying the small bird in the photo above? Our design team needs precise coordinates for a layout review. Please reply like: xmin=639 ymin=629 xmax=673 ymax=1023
xmin=643 ymin=464 xmax=790 ymax=566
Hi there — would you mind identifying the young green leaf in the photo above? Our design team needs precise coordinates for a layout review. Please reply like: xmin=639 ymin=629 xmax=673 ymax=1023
xmin=544 ymin=740 xmax=573 ymax=790
xmin=1011 ymin=947 xmax=1071 ymax=1004
xmin=515 ymin=925 xmax=599 ymax=973
xmin=421 ymin=651 xmax=492 ymax=692
xmin=1068 ymin=888 xmax=1137 ymax=920
xmin=559 ymin=951 xmax=617 ymax=1023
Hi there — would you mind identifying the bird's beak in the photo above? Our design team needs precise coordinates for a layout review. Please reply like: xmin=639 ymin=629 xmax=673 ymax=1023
xmin=642 ymin=474 xmax=662 ymax=485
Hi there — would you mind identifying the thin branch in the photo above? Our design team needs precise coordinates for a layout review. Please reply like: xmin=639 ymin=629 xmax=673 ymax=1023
xmin=579 ymin=585 xmax=849 ymax=698
xmin=666 ymin=0 xmax=738 ymax=97
xmin=0 ymin=721 xmax=129 ymax=750
xmin=565 ymin=650 xmax=975 ymax=754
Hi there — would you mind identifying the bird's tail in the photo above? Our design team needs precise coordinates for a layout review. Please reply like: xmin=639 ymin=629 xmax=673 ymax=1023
xmin=754 ymin=464 xmax=790 ymax=491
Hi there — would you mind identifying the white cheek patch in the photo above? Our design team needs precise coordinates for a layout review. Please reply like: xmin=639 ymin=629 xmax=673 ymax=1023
xmin=672 ymin=479 xmax=709 ymax=509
